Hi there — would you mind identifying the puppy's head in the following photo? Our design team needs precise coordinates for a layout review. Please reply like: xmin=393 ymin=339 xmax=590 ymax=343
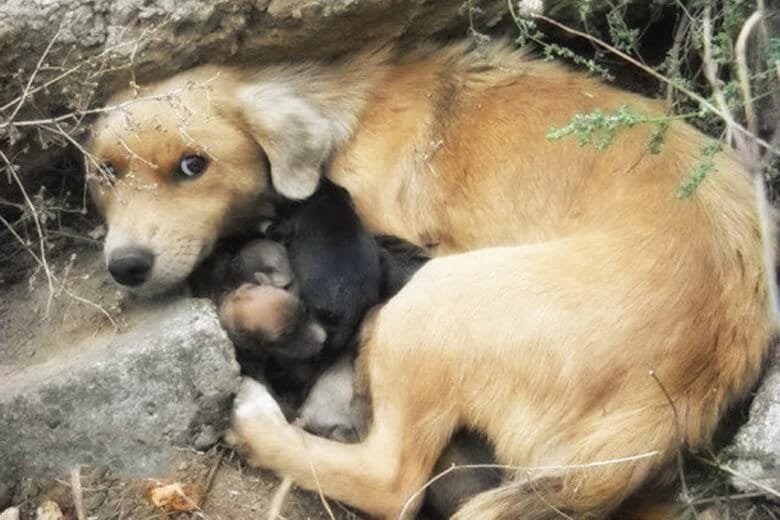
xmin=219 ymin=283 xmax=326 ymax=359
xmin=89 ymin=65 xmax=338 ymax=294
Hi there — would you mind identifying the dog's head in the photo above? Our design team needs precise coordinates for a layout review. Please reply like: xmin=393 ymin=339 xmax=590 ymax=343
xmin=89 ymin=65 xmax=344 ymax=294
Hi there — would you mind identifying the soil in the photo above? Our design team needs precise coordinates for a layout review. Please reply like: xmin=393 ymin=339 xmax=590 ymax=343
xmin=10 ymin=448 xmax=361 ymax=520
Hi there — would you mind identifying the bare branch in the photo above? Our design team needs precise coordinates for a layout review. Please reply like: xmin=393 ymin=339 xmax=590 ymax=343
xmin=4 ymin=26 xmax=63 ymax=124
xmin=0 ymin=148 xmax=55 ymax=314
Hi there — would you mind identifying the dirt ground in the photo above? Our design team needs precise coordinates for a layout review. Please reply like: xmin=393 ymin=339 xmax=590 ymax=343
xmin=6 ymin=447 xmax=780 ymax=520
xmin=10 ymin=447 xmax=361 ymax=520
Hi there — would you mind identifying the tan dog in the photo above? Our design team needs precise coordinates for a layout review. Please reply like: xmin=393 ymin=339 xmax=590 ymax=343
xmin=89 ymin=40 xmax=775 ymax=518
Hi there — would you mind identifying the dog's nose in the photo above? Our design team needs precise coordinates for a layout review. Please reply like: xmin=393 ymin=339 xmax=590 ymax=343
xmin=108 ymin=247 xmax=155 ymax=287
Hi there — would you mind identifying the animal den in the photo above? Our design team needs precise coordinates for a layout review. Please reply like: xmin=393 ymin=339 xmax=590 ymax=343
xmin=1 ymin=3 xmax=779 ymax=519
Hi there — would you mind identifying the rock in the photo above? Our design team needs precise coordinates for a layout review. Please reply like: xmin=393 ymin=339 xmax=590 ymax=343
xmin=0 ymin=298 xmax=240 ymax=483
xmin=724 ymin=345 xmax=780 ymax=495
xmin=0 ymin=0 xmax=507 ymax=125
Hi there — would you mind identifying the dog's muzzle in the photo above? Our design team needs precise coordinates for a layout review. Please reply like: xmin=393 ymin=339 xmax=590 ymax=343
xmin=107 ymin=246 xmax=155 ymax=287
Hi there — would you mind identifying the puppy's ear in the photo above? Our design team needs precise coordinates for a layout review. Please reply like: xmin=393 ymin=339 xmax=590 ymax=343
xmin=253 ymin=272 xmax=273 ymax=285
xmin=236 ymin=83 xmax=335 ymax=200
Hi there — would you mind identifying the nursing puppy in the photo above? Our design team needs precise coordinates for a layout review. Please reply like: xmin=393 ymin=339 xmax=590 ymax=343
xmin=89 ymin=40 xmax=776 ymax=519
xmin=273 ymin=178 xmax=382 ymax=355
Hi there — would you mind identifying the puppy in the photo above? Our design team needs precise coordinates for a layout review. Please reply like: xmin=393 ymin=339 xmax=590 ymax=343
xmin=90 ymin=40 xmax=775 ymax=519
xmin=219 ymin=280 xmax=326 ymax=361
xmin=231 ymin=238 xmax=298 ymax=292
xmin=215 ymin=197 xmax=495 ymax=516
xmin=295 ymin=355 xmax=362 ymax=443
xmin=375 ymin=235 xmax=431 ymax=299
xmin=274 ymin=178 xmax=383 ymax=355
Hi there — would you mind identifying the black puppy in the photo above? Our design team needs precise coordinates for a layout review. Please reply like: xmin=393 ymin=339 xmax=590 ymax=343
xmin=273 ymin=178 xmax=382 ymax=356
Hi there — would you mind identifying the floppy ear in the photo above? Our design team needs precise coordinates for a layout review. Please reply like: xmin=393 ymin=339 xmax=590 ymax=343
xmin=236 ymin=82 xmax=335 ymax=200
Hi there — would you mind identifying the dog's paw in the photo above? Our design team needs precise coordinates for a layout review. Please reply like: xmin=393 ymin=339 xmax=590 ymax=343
xmin=233 ymin=377 xmax=287 ymax=425
xmin=226 ymin=378 xmax=292 ymax=468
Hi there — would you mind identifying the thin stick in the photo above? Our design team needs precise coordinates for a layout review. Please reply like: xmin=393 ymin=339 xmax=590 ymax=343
xmin=693 ymin=491 xmax=770 ymax=506
xmin=694 ymin=456 xmax=780 ymax=500
xmin=267 ymin=477 xmax=294 ymax=520
xmin=297 ymin=430 xmax=337 ymax=520
xmin=0 ymin=22 xmax=165 ymax=114
xmin=70 ymin=466 xmax=86 ymax=520
xmin=666 ymin=14 xmax=690 ymax=106
xmin=702 ymin=7 xmax=744 ymax=152
xmin=198 ymin=448 xmax=227 ymax=510
xmin=728 ymin=7 xmax=780 ymax=325
xmin=525 ymin=468 xmax=573 ymax=520
xmin=649 ymin=369 xmax=698 ymax=519
xmin=0 ymin=148 xmax=55 ymax=314
xmin=0 ymin=210 xmax=117 ymax=330
xmin=118 ymin=137 xmax=159 ymax=169
xmin=5 ymin=26 xmax=63 ymax=124
xmin=734 ymin=11 xmax=763 ymax=144
xmin=1 ymin=74 xmax=220 ymax=130
xmin=755 ymin=176 xmax=780 ymax=325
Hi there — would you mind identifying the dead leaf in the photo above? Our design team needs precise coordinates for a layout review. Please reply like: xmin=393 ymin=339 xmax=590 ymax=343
xmin=145 ymin=480 xmax=199 ymax=512
xmin=35 ymin=500 xmax=62 ymax=520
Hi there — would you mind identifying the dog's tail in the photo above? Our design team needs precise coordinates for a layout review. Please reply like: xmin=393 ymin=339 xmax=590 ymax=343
xmin=451 ymin=476 xmax=582 ymax=520
xmin=451 ymin=452 xmax=675 ymax=520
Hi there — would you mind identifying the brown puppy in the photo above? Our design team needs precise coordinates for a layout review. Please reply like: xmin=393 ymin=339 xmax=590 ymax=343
xmin=220 ymin=281 xmax=326 ymax=360
xmin=89 ymin=40 xmax=776 ymax=518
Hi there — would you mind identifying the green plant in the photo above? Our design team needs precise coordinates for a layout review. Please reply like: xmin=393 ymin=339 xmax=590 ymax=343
xmin=508 ymin=0 xmax=779 ymax=197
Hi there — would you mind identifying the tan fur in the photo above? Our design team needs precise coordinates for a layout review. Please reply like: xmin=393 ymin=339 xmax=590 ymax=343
xmin=220 ymin=283 xmax=300 ymax=343
xmin=90 ymin=40 xmax=776 ymax=518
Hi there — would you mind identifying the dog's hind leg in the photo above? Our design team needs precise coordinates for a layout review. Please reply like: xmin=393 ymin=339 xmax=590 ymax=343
xmin=227 ymin=325 xmax=460 ymax=519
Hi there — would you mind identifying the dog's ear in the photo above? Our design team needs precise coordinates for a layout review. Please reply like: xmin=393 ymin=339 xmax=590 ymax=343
xmin=235 ymin=83 xmax=335 ymax=200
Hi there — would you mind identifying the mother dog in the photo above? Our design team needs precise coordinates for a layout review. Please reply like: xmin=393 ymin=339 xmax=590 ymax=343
xmin=89 ymin=41 xmax=775 ymax=518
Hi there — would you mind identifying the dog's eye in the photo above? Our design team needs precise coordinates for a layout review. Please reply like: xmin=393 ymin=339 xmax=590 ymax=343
xmin=98 ymin=161 xmax=117 ymax=185
xmin=177 ymin=154 xmax=208 ymax=180
xmin=102 ymin=161 xmax=117 ymax=177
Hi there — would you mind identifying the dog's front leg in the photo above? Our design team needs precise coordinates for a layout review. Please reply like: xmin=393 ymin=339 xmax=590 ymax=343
xmin=226 ymin=377 xmax=435 ymax=519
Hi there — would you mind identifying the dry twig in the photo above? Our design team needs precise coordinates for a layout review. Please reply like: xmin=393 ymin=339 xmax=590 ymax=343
xmin=70 ymin=466 xmax=86 ymax=520
xmin=694 ymin=456 xmax=780 ymax=500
